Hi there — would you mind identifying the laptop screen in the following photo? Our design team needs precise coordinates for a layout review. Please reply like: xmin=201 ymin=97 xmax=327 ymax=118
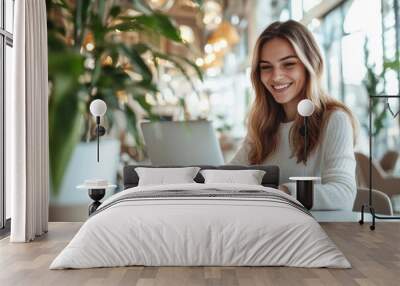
xmin=141 ymin=120 xmax=224 ymax=165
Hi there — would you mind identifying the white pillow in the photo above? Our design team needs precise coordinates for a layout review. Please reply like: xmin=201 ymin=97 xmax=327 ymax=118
xmin=135 ymin=167 xmax=200 ymax=186
xmin=200 ymin=169 xmax=266 ymax=185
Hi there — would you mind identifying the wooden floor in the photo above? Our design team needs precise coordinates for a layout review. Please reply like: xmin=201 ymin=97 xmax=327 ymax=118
xmin=0 ymin=222 xmax=399 ymax=286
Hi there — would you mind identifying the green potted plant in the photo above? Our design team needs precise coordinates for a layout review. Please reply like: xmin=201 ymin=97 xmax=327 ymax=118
xmin=47 ymin=0 xmax=203 ymax=196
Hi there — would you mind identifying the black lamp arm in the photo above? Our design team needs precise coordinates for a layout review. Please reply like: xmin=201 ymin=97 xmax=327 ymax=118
xmin=299 ymin=117 xmax=308 ymax=165
xmin=304 ymin=117 xmax=308 ymax=165
xmin=95 ymin=116 xmax=106 ymax=162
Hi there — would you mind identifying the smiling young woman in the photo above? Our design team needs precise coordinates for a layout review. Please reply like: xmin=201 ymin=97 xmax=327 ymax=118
xmin=230 ymin=20 xmax=358 ymax=210
xmin=259 ymin=37 xmax=307 ymax=120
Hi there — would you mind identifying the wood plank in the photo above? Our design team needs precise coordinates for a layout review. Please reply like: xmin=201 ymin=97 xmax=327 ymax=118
xmin=0 ymin=222 xmax=399 ymax=286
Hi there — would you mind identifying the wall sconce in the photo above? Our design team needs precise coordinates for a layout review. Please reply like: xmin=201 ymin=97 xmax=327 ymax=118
xmin=289 ymin=99 xmax=319 ymax=210
xmin=297 ymin=99 xmax=315 ymax=163
xmin=90 ymin=99 xmax=107 ymax=162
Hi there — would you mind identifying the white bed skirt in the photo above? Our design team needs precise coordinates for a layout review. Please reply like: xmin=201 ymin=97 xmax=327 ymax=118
xmin=50 ymin=183 xmax=350 ymax=269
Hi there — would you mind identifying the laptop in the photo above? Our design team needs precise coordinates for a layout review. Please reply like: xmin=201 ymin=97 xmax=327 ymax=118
xmin=141 ymin=120 xmax=225 ymax=165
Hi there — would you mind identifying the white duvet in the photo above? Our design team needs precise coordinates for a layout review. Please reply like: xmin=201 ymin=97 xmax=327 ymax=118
xmin=50 ymin=183 xmax=350 ymax=269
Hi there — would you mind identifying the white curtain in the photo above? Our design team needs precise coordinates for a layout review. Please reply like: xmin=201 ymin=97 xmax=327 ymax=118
xmin=9 ymin=0 xmax=49 ymax=242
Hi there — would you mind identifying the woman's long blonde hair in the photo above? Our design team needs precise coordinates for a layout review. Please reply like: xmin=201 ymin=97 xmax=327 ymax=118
xmin=248 ymin=20 xmax=357 ymax=164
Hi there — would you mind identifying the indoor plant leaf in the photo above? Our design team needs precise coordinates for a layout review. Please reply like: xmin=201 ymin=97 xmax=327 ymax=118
xmin=73 ymin=0 xmax=94 ymax=47
xmin=47 ymin=0 xmax=202 ymax=196
xmin=114 ymin=13 xmax=183 ymax=43
xmin=48 ymin=51 xmax=85 ymax=195
xmin=119 ymin=45 xmax=153 ymax=81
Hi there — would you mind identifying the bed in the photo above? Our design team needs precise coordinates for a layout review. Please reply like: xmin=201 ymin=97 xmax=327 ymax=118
xmin=50 ymin=165 xmax=350 ymax=269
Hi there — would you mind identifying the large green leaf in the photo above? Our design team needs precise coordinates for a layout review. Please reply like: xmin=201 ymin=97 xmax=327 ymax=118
xmin=150 ymin=13 xmax=182 ymax=42
xmin=131 ymin=43 xmax=152 ymax=54
xmin=109 ymin=21 xmax=144 ymax=32
xmin=171 ymin=54 xmax=203 ymax=81
xmin=124 ymin=106 xmax=143 ymax=147
xmin=89 ymin=11 xmax=107 ymax=47
xmin=119 ymin=45 xmax=153 ymax=81
xmin=129 ymin=45 xmax=204 ymax=96
xmin=96 ymin=67 xmax=132 ymax=89
xmin=73 ymin=0 xmax=93 ymax=47
xmin=49 ymin=0 xmax=70 ymax=10
xmin=47 ymin=0 xmax=202 ymax=196
xmin=48 ymin=51 xmax=85 ymax=195
xmin=153 ymin=51 xmax=200 ymax=94
xmin=133 ymin=94 xmax=153 ymax=113
xmin=112 ymin=13 xmax=182 ymax=43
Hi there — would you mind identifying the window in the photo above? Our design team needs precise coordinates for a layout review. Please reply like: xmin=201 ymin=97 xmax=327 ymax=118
xmin=314 ymin=4 xmax=345 ymax=101
xmin=302 ymin=0 xmax=322 ymax=12
xmin=1 ymin=0 xmax=14 ymax=231
xmin=289 ymin=0 xmax=400 ymax=156
xmin=378 ymin=0 xmax=400 ymax=155
xmin=382 ymin=0 xmax=400 ymax=94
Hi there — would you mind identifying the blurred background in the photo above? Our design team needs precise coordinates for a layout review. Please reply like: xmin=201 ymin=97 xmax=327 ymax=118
xmin=2 ymin=0 xmax=400 ymax=221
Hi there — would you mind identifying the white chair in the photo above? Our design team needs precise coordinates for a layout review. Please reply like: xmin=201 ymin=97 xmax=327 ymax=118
xmin=379 ymin=150 xmax=399 ymax=174
xmin=352 ymin=187 xmax=393 ymax=215
xmin=354 ymin=152 xmax=400 ymax=215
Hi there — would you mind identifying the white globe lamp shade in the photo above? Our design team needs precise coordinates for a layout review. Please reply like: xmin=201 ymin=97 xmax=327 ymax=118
xmin=90 ymin=99 xmax=107 ymax=117
xmin=297 ymin=99 xmax=314 ymax=117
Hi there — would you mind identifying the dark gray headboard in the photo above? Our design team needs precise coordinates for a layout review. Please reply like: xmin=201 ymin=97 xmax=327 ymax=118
xmin=123 ymin=165 xmax=279 ymax=189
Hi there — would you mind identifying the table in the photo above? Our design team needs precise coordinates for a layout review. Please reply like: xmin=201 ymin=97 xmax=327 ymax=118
xmin=289 ymin=176 xmax=321 ymax=210
xmin=77 ymin=183 xmax=116 ymax=215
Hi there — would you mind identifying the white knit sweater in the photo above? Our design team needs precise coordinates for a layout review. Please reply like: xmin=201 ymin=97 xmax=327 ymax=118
xmin=230 ymin=111 xmax=357 ymax=210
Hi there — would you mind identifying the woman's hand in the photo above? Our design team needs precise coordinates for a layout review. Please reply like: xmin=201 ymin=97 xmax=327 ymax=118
xmin=278 ymin=184 xmax=291 ymax=195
